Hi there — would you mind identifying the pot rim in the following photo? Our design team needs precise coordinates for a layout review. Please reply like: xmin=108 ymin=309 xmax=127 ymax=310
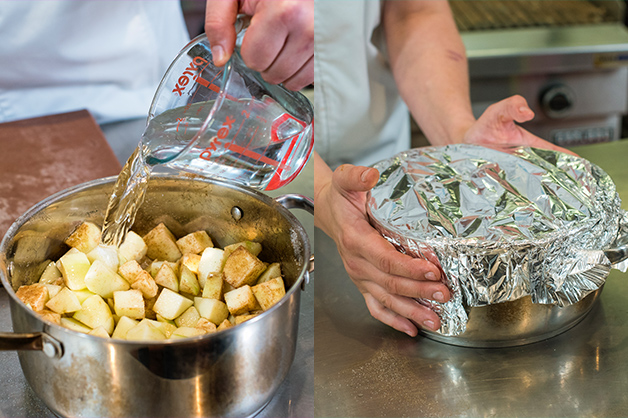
xmin=0 ymin=173 xmax=312 ymax=346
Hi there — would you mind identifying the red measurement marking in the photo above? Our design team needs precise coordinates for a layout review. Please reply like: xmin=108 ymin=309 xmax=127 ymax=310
xmin=225 ymin=143 xmax=291 ymax=171
xmin=175 ymin=117 xmax=188 ymax=134
xmin=194 ymin=75 xmax=237 ymax=101
xmin=265 ymin=114 xmax=310 ymax=190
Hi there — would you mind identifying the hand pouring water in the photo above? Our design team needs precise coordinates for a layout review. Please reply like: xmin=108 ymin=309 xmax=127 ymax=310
xmin=101 ymin=21 xmax=314 ymax=247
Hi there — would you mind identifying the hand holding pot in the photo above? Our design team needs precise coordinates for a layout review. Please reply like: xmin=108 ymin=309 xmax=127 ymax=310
xmin=314 ymin=152 xmax=450 ymax=337
xmin=204 ymin=0 xmax=314 ymax=91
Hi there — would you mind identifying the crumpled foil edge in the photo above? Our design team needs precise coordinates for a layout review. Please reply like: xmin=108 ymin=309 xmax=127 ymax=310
xmin=367 ymin=145 xmax=625 ymax=336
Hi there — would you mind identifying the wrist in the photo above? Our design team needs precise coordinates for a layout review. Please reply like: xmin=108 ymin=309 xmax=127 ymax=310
xmin=423 ymin=112 xmax=476 ymax=146
xmin=313 ymin=152 xmax=335 ymax=235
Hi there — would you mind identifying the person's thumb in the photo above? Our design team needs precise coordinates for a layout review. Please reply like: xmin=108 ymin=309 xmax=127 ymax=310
xmin=204 ymin=0 xmax=239 ymax=67
xmin=332 ymin=164 xmax=380 ymax=194
xmin=496 ymin=95 xmax=535 ymax=124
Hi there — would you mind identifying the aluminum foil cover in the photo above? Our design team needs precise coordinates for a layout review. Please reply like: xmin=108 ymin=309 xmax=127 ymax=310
xmin=367 ymin=144 xmax=623 ymax=336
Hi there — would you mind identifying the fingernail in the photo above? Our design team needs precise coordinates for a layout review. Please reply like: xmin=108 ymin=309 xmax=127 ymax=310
xmin=212 ymin=46 xmax=225 ymax=65
xmin=423 ymin=320 xmax=436 ymax=331
xmin=519 ymin=106 xmax=532 ymax=114
xmin=425 ymin=272 xmax=436 ymax=281
xmin=360 ymin=169 xmax=370 ymax=183
xmin=432 ymin=291 xmax=444 ymax=302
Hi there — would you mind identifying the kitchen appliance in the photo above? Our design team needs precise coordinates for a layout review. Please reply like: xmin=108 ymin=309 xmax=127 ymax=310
xmin=0 ymin=174 xmax=313 ymax=417
xmin=451 ymin=0 xmax=628 ymax=146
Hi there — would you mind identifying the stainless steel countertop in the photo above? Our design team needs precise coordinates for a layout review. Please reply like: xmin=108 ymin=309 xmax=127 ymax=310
xmin=0 ymin=158 xmax=314 ymax=418
xmin=314 ymin=141 xmax=628 ymax=417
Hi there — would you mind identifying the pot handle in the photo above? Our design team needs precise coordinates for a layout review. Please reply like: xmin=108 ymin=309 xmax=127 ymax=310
xmin=0 ymin=331 xmax=63 ymax=358
xmin=275 ymin=194 xmax=315 ymax=289
xmin=275 ymin=194 xmax=314 ymax=215
xmin=604 ymin=212 xmax=628 ymax=272
xmin=604 ymin=245 xmax=628 ymax=265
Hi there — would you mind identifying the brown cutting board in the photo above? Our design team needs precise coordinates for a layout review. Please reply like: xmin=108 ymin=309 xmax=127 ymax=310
xmin=0 ymin=110 xmax=122 ymax=239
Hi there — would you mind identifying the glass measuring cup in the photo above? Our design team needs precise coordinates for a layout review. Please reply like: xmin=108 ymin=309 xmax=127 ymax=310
xmin=142 ymin=28 xmax=314 ymax=191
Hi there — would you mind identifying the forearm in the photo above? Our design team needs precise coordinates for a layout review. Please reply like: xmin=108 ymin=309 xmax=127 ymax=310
xmin=383 ymin=0 xmax=475 ymax=145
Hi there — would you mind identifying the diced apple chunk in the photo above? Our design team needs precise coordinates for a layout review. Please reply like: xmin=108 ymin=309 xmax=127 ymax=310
xmin=150 ymin=260 xmax=178 ymax=277
xmin=112 ymin=316 xmax=139 ymax=339
xmin=234 ymin=312 xmax=260 ymax=325
xmin=171 ymin=327 xmax=207 ymax=339
xmin=113 ymin=289 xmax=145 ymax=320
xmin=118 ymin=260 xmax=144 ymax=284
xmin=58 ymin=250 xmax=91 ymax=290
xmin=143 ymin=223 xmax=182 ymax=262
xmin=84 ymin=260 xmax=130 ymax=298
xmin=154 ymin=263 xmax=179 ymax=293
xmin=156 ymin=314 xmax=176 ymax=326
xmin=86 ymin=244 xmax=119 ymax=272
xmin=223 ymin=247 xmax=266 ymax=288
xmin=46 ymin=287 xmax=82 ymax=314
xmin=256 ymin=262 xmax=282 ymax=285
xmin=73 ymin=295 xmax=114 ymax=335
xmin=60 ymin=317 xmax=92 ymax=334
xmin=118 ymin=231 xmax=148 ymax=265
xmin=181 ymin=254 xmax=202 ymax=275
xmin=174 ymin=306 xmax=201 ymax=328
xmin=39 ymin=309 xmax=61 ymax=325
xmin=198 ymin=247 xmax=225 ymax=284
xmin=64 ymin=222 xmax=101 ymax=253
xmin=194 ymin=297 xmax=229 ymax=325
xmin=152 ymin=288 xmax=193 ymax=320
xmin=43 ymin=284 xmax=62 ymax=299
xmin=202 ymin=273 xmax=224 ymax=300
xmin=145 ymin=318 xmax=177 ymax=338
xmin=131 ymin=270 xmax=158 ymax=299
xmin=217 ymin=319 xmax=234 ymax=331
xmin=223 ymin=241 xmax=262 ymax=259
xmin=88 ymin=326 xmax=111 ymax=338
xmin=196 ymin=318 xmax=217 ymax=333
xmin=72 ymin=288 xmax=97 ymax=304
xmin=224 ymin=285 xmax=258 ymax=315
xmin=39 ymin=261 xmax=63 ymax=285
xmin=252 ymin=277 xmax=286 ymax=311
xmin=176 ymin=230 xmax=213 ymax=255
xmin=179 ymin=265 xmax=200 ymax=296
xmin=16 ymin=284 xmax=48 ymax=311
xmin=125 ymin=319 xmax=167 ymax=341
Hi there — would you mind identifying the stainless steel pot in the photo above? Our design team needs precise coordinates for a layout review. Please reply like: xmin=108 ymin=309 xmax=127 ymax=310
xmin=0 ymin=174 xmax=313 ymax=418
xmin=419 ymin=289 xmax=602 ymax=348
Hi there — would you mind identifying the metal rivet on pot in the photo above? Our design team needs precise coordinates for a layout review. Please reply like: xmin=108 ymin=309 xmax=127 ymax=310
xmin=41 ymin=335 xmax=63 ymax=359
xmin=231 ymin=206 xmax=243 ymax=221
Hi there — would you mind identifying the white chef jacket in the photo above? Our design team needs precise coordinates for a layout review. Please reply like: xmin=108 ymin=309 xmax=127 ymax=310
xmin=0 ymin=1 xmax=190 ymax=125
xmin=314 ymin=0 xmax=411 ymax=169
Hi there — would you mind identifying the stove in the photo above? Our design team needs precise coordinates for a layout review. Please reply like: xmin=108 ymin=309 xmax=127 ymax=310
xmin=453 ymin=0 xmax=628 ymax=146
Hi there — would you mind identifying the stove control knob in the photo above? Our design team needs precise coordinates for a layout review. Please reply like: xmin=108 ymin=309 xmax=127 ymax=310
xmin=540 ymin=84 xmax=575 ymax=118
